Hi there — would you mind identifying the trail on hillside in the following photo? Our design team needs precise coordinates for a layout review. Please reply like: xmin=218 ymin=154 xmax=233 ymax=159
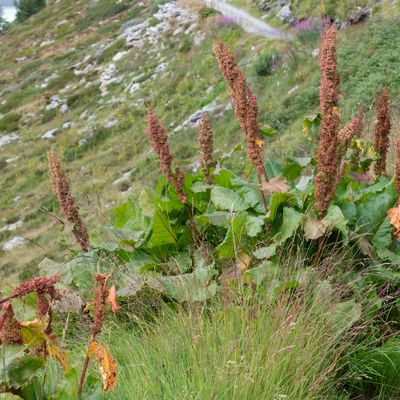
xmin=203 ymin=0 xmax=289 ymax=39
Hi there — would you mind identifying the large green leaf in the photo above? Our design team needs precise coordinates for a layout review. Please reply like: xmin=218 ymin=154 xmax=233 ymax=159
xmin=158 ymin=266 xmax=217 ymax=302
xmin=150 ymin=211 xmax=177 ymax=246
xmin=372 ymin=218 xmax=393 ymax=249
xmin=210 ymin=186 xmax=250 ymax=212
xmin=217 ymin=214 xmax=248 ymax=258
xmin=245 ymin=215 xmax=265 ymax=237
xmin=274 ymin=207 xmax=303 ymax=245
xmin=0 ymin=345 xmax=44 ymax=389
xmin=356 ymin=182 xmax=397 ymax=233
xmin=283 ymin=157 xmax=312 ymax=181
xmin=268 ymin=193 xmax=299 ymax=222
xmin=324 ymin=205 xmax=349 ymax=243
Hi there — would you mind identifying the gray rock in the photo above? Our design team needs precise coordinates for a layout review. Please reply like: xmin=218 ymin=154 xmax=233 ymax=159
xmin=3 ymin=236 xmax=25 ymax=251
xmin=0 ymin=134 xmax=20 ymax=148
xmin=42 ymin=128 xmax=60 ymax=140
xmin=276 ymin=5 xmax=292 ymax=21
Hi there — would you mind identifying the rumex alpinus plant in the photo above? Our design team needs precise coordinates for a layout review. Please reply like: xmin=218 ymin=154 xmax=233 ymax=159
xmin=146 ymin=108 xmax=201 ymax=242
xmin=198 ymin=113 xmax=214 ymax=183
xmin=213 ymin=40 xmax=269 ymax=214
xmin=374 ymin=87 xmax=391 ymax=176
xmin=78 ymin=273 xmax=118 ymax=394
xmin=387 ymin=139 xmax=400 ymax=239
xmin=315 ymin=26 xmax=362 ymax=218
xmin=48 ymin=148 xmax=90 ymax=252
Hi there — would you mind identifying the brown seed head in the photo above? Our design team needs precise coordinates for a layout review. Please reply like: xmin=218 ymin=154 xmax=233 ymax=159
xmin=91 ymin=273 xmax=110 ymax=337
xmin=48 ymin=148 xmax=90 ymax=252
xmin=214 ymin=40 xmax=265 ymax=175
xmin=146 ymin=110 xmax=186 ymax=203
xmin=374 ymin=87 xmax=391 ymax=176
xmin=198 ymin=113 xmax=214 ymax=182
xmin=0 ymin=303 xmax=23 ymax=345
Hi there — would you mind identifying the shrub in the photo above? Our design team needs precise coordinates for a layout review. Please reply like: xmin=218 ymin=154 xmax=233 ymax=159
xmin=0 ymin=112 xmax=21 ymax=133
xmin=199 ymin=7 xmax=218 ymax=19
xmin=253 ymin=50 xmax=281 ymax=76
xmin=16 ymin=0 xmax=46 ymax=22
xmin=77 ymin=0 xmax=130 ymax=31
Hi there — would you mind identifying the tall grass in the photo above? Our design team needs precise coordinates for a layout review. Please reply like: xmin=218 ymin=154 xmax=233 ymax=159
xmin=85 ymin=257 xmax=359 ymax=400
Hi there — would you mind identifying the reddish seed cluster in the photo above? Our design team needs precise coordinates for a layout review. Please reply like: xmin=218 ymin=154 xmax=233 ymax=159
xmin=338 ymin=116 xmax=364 ymax=158
xmin=198 ymin=113 xmax=214 ymax=182
xmin=395 ymin=139 xmax=400 ymax=204
xmin=315 ymin=26 xmax=346 ymax=218
xmin=0 ymin=304 xmax=22 ymax=345
xmin=214 ymin=40 xmax=265 ymax=175
xmin=92 ymin=273 xmax=110 ymax=337
xmin=48 ymin=148 xmax=90 ymax=252
xmin=146 ymin=110 xmax=186 ymax=203
xmin=374 ymin=87 xmax=391 ymax=176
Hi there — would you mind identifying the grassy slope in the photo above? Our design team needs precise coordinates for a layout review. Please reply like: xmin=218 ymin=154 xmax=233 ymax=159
xmin=0 ymin=0 xmax=399 ymax=284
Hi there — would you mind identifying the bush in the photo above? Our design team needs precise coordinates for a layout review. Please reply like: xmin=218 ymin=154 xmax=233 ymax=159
xmin=199 ymin=7 xmax=218 ymax=19
xmin=77 ymin=0 xmax=130 ymax=31
xmin=16 ymin=0 xmax=46 ymax=22
xmin=0 ymin=112 xmax=21 ymax=133
xmin=253 ymin=50 xmax=281 ymax=76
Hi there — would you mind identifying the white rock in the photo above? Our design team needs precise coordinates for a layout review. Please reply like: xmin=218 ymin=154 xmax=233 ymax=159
xmin=60 ymin=104 xmax=69 ymax=114
xmin=277 ymin=5 xmax=292 ymax=21
xmin=15 ymin=56 xmax=28 ymax=64
xmin=112 ymin=51 xmax=129 ymax=62
xmin=0 ymin=220 xmax=23 ymax=233
xmin=312 ymin=48 xmax=319 ymax=58
xmin=42 ymin=128 xmax=60 ymax=140
xmin=288 ymin=85 xmax=299 ymax=95
xmin=103 ymin=119 xmax=119 ymax=128
xmin=3 ymin=236 xmax=25 ymax=251
xmin=6 ymin=156 xmax=20 ymax=164
xmin=13 ymin=195 xmax=21 ymax=203
xmin=40 ymin=39 xmax=55 ymax=47
xmin=155 ymin=62 xmax=168 ymax=74
xmin=46 ymin=95 xmax=61 ymax=110
xmin=0 ymin=134 xmax=20 ymax=148
xmin=62 ymin=121 xmax=74 ymax=129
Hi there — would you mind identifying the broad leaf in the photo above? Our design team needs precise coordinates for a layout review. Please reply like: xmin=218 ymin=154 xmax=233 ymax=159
xmin=252 ymin=244 xmax=277 ymax=259
xmin=150 ymin=211 xmax=177 ymax=246
xmin=211 ymin=186 xmax=249 ymax=212
xmin=274 ymin=207 xmax=303 ymax=245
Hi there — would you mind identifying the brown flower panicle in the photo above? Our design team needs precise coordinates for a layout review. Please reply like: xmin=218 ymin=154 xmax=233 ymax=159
xmin=48 ymin=148 xmax=90 ymax=252
xmin=374 ymin=87 xmax=391 ymax=176
xmin=0 ymin=303 xmax=23 ymax=345
xmin=214 ymin=40 xmax=266 ymax=176
xmin=146 ymin=110 xmax=186 ymax=203
xmin=198 ymin=113 xmax=214 ymax=182
xmin=92 ymin=273 xmax=111 ymax=337
xmin=315 ymin=26 xmax=341 ymax=218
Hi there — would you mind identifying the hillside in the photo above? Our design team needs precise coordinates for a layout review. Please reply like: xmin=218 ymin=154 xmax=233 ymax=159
xmin=2 ymin=1 xmax=400 ymax=399
xmin=0 ymin=1 xmax=399 ymax=277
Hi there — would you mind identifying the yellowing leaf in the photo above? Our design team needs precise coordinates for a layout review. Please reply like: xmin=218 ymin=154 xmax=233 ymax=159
xmin=48 ymin=342 xmax=70 ymax=371
xmin=388 ymin=206 xmax=400 ymax=238
xmin=255 ymin=138 xmax=265 ymax=148
xmin=88 ymin=340 xmax=117 ymax=392
xmin=260 ymin=176 xmax=290 ymax=193
xmin=332 ymin=106 xmax=341 ymax=117
xmin=20 ymin=319 xmax=47 ymax=347
xmin=237 ymin=253 xmax=252 ymax=272
xmin=20 ymin=319 xmax=69 ymax=370
xmin=107 ymin=285 xmax=120 ymax=313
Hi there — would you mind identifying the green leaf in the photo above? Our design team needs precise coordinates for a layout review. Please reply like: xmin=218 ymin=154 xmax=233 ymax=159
xmin=191 ymin=181 xmax=212 ymax=193
xmin=0 ymin=345 xmax=44 ymax=389
xmin=150 ymin=211 xmax=177 ymax=246
xmin=268 ymin=193 xmax=299 ymax=222
xmin=252 ymin=244 xmax=277 ymax=259
xmin=356 ymin=182 xmax=397 ymax=233
xmin=211 ymin=186 xmax=250 ymax=212
xmin=200 ymin=211 xmax=231 ymax=228
xmin=283 ymin=157 xmax=312 ymax=181
xmin=303 ymin=210 xmax=328 ymax=240
xmin=264 ymin=159 xmax=283 ymax=178
xmin=372 ymin=217 xmax=393 ymax=249
xmin=245 ymin=215 xmax=265 ymax=237
xmin=217 ymin=214 xmax=248 ymax=258
xmin=259 ymin=125 xmax=278 ymax=138
xmin=138 ymin=190 xmax=155 ymax=217
xmin=54 ymin=367 xmax=79 ymax=400
xmin=158 ymin=266 xmax=217 ymax=302
xmin=274 ymin=207 xmax=303 ymax=245
xmin=324 ymin=205 xmax=349 ymax=243
xmin=243 ymin=261 xmax=274 ymax=285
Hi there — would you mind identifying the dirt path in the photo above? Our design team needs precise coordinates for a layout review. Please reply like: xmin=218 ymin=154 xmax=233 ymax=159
xmin=203 ymin=0 xmax=289 ymax=39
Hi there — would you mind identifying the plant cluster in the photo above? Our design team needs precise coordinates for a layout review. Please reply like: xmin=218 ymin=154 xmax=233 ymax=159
xmin=2 ymin=25 xmax=400 ymax=398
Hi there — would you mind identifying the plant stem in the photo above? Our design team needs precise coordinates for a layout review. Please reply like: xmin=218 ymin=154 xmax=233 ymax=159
xmin=185 ymin=204 xmax=202 ymax=243
xmin=78 ymin=335 xmax=94 ymax=395
xmin=257 ymin=174 xmax=269 ymax=215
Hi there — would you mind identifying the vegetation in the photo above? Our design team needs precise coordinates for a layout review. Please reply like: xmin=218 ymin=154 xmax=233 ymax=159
xmin=16 ymin=0 xmax=46 ymax=22
xmin=2 ymin=20 xmax=400 ymax=398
